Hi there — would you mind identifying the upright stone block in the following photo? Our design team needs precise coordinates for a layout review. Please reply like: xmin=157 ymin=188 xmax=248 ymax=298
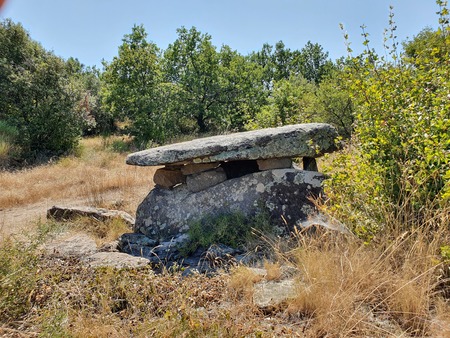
xmin=153 ymin=168 xmax=185 ymax=188
xmin=186 ymin=167 xmax=227 ymax=192
xmin=257 ymin=158 xmax=292 ymax=171
xmin=134 ymin=169 xmax=324 ymax=243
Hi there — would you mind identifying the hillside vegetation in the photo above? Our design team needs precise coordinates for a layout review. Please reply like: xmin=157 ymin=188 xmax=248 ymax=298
xmin=0 ymin=1 xmax=449 ymax=337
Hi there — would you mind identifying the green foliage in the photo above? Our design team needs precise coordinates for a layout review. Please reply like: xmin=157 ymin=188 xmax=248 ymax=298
xmin=66 ymin=57 xmax=113 ymax=135
xmin=325 ymin=1 xmax=450 ymax=237
xmin=0 ymin=120 xmax=19 ymax=163
xmin=100 ymin=23 xmax=347 ymax=146
xmin=441 ymin=245 xmax=450 ymax=261
xmin=181 ymin=211 xmax=275 ymax=256
xmin=246 ymin=75 xmax=317 ymax=129
xmin=246 ymin=71 xmax=354 ymax=137
xmin=163 ymin=27 xmax=221 ymax=133
xmin=101 ymin=25 xmax=171 ymax=146
xmin=163 ymin=27 xmax=265 ymax=133
xmin=322 ymin=146 xmax=386 ymax=241
xmin=250 ymin=40 xmax=335 ymax=86
xmin=294 ymin=41 xmax=336 ymax=84
xmin=0 ymin=19 xmax=83 ymax=161
xmin=346 ymin=11 xmax=449 ymax=209
xmin=0 ymin=222 xmax=56 ymax=321
xmin=314 ymin=72 xmax=354 ymax=138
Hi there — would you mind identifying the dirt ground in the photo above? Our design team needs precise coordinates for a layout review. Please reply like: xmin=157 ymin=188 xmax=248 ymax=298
xmin=0 ymin=188 xmax=148 ymax=241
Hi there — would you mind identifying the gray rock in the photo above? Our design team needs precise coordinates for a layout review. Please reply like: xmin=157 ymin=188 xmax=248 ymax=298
xmin=84 ymin=252 xmax=151 ymax=269
xmin=181 ymin=162 xmax=219 ymax=175
xmin=118 ymin=233 xmax=158 ymax=261
xmin=118 ymin=233 xmax=157 ymax=248
xmin=126 ymin=123 xmax=339 ymax=166
xmin=99 ymin=240 xmax=119 ymax=252
xmin=153 ymin=168 xmax=185 ymax=188
xmin=45 ymin=233 xmax=97 ymax=257
xmin=257 ymin=158 xmax=292 ymax=171
xmin=47 ymin=205 xmax=135 ymax=227
xmin=151 ymin=234 xmax=189 ymax=262
xmin=186 ymin=167 xmax=227 ymax=192
xmin=253 ymin=279 xmax=297 ymax=309
xmin=135 ymin=168 xmax=323 ymax=242
xmin=120 ymin=243 xmax=155 ymax=260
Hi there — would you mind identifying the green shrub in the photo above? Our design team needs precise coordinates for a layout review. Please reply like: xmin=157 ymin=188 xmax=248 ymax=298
xmin=0 ymin=236 xmax=40 ymax=321
xmin=325 ymin=3 xmax=450 ymax=237
xmin=181 ymin=210 xmax=275 ymax=256
xmin=0 ymin=120 xmax=19 ymax=162
xmin=1 ymin=20 xmax=83 ymax=162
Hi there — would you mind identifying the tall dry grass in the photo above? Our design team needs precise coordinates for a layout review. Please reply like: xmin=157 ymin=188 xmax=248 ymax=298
xmin=0 ymin=137 xmax=154 ymax=214
xmin=286 ymin=225 xmax=449 ymax=337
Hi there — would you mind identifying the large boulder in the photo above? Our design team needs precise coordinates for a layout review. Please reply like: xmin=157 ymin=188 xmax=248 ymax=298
xmin=126 ymin=123 xmax=338 ymax=166
xmin=134 ymin=168 xmax=324 ymax=243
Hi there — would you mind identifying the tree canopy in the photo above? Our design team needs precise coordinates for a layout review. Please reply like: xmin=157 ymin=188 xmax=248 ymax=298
xmin=0 ymin=19 xmax=83 ymax=161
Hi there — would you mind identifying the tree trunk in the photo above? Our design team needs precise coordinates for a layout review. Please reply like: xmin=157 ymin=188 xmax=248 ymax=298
xmin=196 ymin=110 xmax=207 ymax=133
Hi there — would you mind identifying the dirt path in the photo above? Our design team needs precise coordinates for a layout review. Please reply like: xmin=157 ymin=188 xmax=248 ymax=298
xmin=0 ymin=188 xmax=146 ymax=240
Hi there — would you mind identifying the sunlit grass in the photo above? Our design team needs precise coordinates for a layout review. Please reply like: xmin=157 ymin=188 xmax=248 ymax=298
xmin=0 ymin=136 xmax=154 ymax=213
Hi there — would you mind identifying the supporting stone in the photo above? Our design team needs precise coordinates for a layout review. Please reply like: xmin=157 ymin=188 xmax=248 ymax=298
xmin=134 ymin=168 xmax=324 ymax=243
xmin=257 ymin=158 xmax=292 ymax=171
xmin=186 ymin=167 xmax=227 ymax=193
xmin=181 ymin=162 xmax=219 ymax=175
xmin=153 ymin=168 xmax=185 ymax=188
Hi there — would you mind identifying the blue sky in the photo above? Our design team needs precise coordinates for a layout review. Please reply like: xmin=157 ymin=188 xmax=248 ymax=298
xmin=0 ymin=0 xmax=441 ymax=68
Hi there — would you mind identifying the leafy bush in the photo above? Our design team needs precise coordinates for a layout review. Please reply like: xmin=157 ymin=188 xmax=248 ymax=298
xmin=325 ymin=2 xmax=450 ymax=236
xmin=0 ymin=19 xmax=83 ymax=162
xmin=0 ymin=120 xmax=19 ymax=164
xmin=181 ymin=211 xmax=275 ymax=256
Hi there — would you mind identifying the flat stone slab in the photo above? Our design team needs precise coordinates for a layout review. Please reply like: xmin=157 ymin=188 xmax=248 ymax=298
xmin=84 ymin=252 xmax=151 ymax=269
xmin=126 ymin=123 xmax=338 ymax=166
xmin=253 ymin=279 xmax=297 ymax=309
xmin=47 ymin=205 xmax=135 ymax=227
xmin=45 ymin=233 xmax=98 ymax=257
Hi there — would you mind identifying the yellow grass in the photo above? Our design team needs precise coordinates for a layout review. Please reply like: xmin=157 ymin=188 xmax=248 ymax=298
xmin=280 ymin=218 xmax=449 ymax=337
xmin=0 ymin=136 xmax=448 ymax=337
xmin=0 ymin=137 xmax=155 ymax=214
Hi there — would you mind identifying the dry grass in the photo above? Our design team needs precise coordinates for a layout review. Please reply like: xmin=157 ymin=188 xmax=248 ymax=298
xmin=279 ymin=217 xmax=450 ymax=337
xmin=0 ymin=137 xmax=154 ymax=214
xmin=0 ymin=136 xmax=449 ymax=337
xmin=263 ymin=260 xmax=282 ymax=281
xmin=228 ymin=265 xmax=264 ymax=301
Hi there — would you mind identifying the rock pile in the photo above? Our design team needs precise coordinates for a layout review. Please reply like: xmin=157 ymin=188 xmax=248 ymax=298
xmin=120 ymin=123 xmax=339 ymax=268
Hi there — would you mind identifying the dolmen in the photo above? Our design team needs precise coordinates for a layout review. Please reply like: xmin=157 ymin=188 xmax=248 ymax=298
xmin=120 ymin=123 xmax=339 ymax=265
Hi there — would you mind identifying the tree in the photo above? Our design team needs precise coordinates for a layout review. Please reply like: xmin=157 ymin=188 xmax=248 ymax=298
xmin=293 ymin=41 xmax=335 ymax=83
xmin=402 ymin=27 xmax=448 ymax=67
xmin=340 ymin=4 xmax=450 ymax=212
xmin=250 ymin=43 xmax=275 ymax=91
xmin=251 ymin=40 xmax=335 ymax=90
xmin=163 ymin=27 xmax=223 ymax=133
xmin=216 ymin=45 xmax=266 ymax=130
xmin=314 ymin=71 xmax=354 ymax=138
xmin=66 ymin=58 xmax=112 ymax=135
xmin=246 ymin=75 xmax=317 ymax=129
xmin=101 ymin=25 xmax=169 ymax=146
xmin=0 ymin=19 xmax=82 ymax=160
